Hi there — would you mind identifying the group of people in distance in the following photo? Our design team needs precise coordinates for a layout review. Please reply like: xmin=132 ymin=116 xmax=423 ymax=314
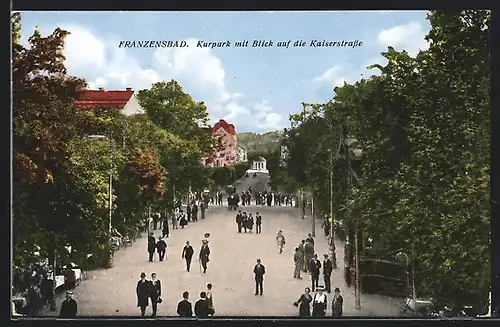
xmin=235 ymin=211 xmax=262 ymax=234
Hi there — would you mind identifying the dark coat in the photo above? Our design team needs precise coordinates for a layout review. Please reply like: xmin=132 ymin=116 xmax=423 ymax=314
xmin=253 ymin=264 xmax=266 ymax=281
xmin=236 ymin=213 xmax=243 ymax=224
xmin=177 ymin=299 xmax=192 ymax=317
xmin=199 ymin=245 xmax=210 ymax=263
xmin=296 ymin=293 xmax=312 ymax=317
xmin=192 ymin=205 xmax=198 ymax=214
xmin=156 ymin=240 xmax=167 ymax=252
xmin=147 ymin=236 xmax=156 ymax=252
xmin=332 ymin=295 xmax=343 ymax=316
xmin=136 ymin=280 xmax=150 ymax=308
xmin=256 ymin=215 xmax=262 ymax=225
xmin=194 ymin=299 xmax=210 ymax=317
xmin=182 ymin=245 xmax=194 ymax=259
xmin=323 ymin=259 xmax=333 ymax=276
xmin=309 ymin=259 xmax=322 ymax=275
xmin=59 ymin=298 xmax=77 ymax=318
xmin=150 ymin=280 xmax=161 ymax=300
xmin=306 ymin=236 xmax=315 ymax=245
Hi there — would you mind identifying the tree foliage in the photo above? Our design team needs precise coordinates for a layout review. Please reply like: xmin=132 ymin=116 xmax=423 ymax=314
xmin=280 ymin=10 xmax=490 ymax=312
xmin=12 ymin=14 xmax=215 ymax=269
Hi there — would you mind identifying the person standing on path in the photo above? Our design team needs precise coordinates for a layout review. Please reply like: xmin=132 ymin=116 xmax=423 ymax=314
xmin=201 ymin=201 xmax=206 ymax=219
xmin=182 ymin=241 xmax=194 ymax=272
xmin=236 ymin=211 xmax=243 ymax=233
xmin=156 ymin=237 xmax=167 ymax=262
xmin=136 ymin=272 xmax=150 ymax=317
xmin=323 ymin=254 xmax=333 ymax=293
xmin=311 ymin=286 xmax=327 ymax=317
xmin=255 ymin=212 xmax=262 ymax=234
xmin=309 ymin=254 xmax=322 ymax=291
xmin=293 ymin=247 xmax=303 ymax=279
xmin=306 ymin=233 xmax=315 ymax=246
xmin=59 ymin=291 xmax=77 ymax=318
xmin=177 ymin=291 xmax=193 ymax=317
xmin=199 ymin=240 xmax=211 ymax=274
xmin=194 ymin=292 xmax=210 ymax=318
xmin=186 ymin=204 xmax=192 ymax=222
xmin=253 ymin=258 xmax=266 ymax=296
xmin=206 ymin=283 xmax=215 ymax=316
xmin=247 ymin=213 xmax=254 ymax=233
xmin=332 ymin=287 xmax=344 ymax=317
xmin=192 ymin=203 xmax=198 ymax=222
xmin=172 ymin=210 xmax=179 ymax=229
xmin=147 ymin=233 xmax=156 ymax=262
xmin=276 ymin=230 xmax=286 ymax=254
xmin=304 ymin=239 xmax=314 ymax=272
xmin=294 ymin=287 xmax=313 ymax=317
xmin=149 ymin=273 xmax=162 ymax=317
xmin=298 ymin=240 xmax=306 ymax=271
xmin=161 ymin=215 xmax=169 ymax=238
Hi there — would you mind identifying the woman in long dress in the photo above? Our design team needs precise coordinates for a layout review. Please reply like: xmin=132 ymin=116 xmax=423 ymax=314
xmin=294 ymin=287 xmax=313 ymax=317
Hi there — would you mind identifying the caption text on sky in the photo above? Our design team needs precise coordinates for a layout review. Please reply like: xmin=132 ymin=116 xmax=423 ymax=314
xmin=118 ymin=39 xmax=364 ymax=49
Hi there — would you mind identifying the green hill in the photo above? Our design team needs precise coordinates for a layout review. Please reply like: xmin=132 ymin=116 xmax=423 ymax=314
xmin=236 ymin=131 xmax=283 ymax=156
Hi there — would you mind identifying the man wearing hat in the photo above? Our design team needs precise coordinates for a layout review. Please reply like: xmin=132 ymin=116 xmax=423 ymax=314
xmin=253 ymin=259 xmax=266 ymax=296
xmin=147 ymin=233 xmax=156 ymax=262
xmin=332 ymin=287 xmax=343 ymax=316
xmin=199 ymin=240 xmax=211 ymax=274
xmin=136 ymin=272 xmax=151 ymax=317
xmin=309 ymin=254 xmax=322 ymax=291
xmin=59 ymin=290 xmax=77 ymax=318
xmin=323 ymin=254 xmax=333 ymax=293
xmin=311 ymin=286 xmax=327 ymax=317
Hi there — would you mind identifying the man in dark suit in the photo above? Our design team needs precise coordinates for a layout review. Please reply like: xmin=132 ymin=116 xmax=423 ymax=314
xmin=177 ymin=291 xmax=193 ymax=317
xmin=309 ymin=254 xmax=322 ymax=291
xmin=156 ymin=237 xmax=167 ymax=261
xmin=147 ymin=233 xmax=156 ymax=262
xmin=136 ymin=272 xmax=150 ymax=317
xmin=59 ymin=291 xmax=77 ymax=318
xmin=255 ymin=212 xmax=262 ymax=234
xmin=323 ymin=253 xmax=333 ymax=293
xmin=149 ymin=273 xmax=161 ymax=317
xmin=199 ymin=240 xmax=210 ymax=274
xmin=253 ymin=258 xmax=266 ymax=296
xmin=332 ymin=287 xmax=344 ymax=316
xmin=194 ymin=292 xmax=210 ymax=318
xmin=182 ymin=241 xmax=194 ymax=272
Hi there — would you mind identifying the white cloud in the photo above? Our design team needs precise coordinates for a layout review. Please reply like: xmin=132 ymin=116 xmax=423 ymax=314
xmin=22 ymin=24 xmax=284 ymax=131
xmin=378 ymin=22 xmax=429 ymax=56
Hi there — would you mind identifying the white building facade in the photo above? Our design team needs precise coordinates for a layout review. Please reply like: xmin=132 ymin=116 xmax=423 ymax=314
xmin=248 ymin=156 xmax=268 ymax=173
xmin=236 ymin=147 xmax=248 ymax=163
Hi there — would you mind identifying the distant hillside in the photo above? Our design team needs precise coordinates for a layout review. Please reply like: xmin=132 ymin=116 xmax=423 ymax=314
xmin=237 ymin=131 xmax=283 ymax=156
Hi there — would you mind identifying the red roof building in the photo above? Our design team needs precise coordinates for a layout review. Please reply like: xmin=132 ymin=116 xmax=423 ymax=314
xmin=202 ymin=119 xmax=238 ymax=167
xmin=73 ymin=88 xmax=144 ymax=115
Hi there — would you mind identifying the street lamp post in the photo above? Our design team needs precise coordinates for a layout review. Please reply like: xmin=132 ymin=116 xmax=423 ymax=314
xmin=396 ymin=252 xmax=416 ymax=313
xmin=87 ymin=135 xmax=113 ymax=237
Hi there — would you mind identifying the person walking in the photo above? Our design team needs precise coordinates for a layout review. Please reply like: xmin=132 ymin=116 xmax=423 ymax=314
xmin=147 ymin=233 xmax=156 ymax=262
xmin=149 ymin=273 xmax=162 ymax=317
xmin=255 ymin=212 xmax=262 ymax=234
xmin=323 ymin=254 xmax=333 ymax=293
xmin=236 ymin=211 xmax=243 ymax=233
xmin=253 ymin=258 xmax=266 ymax=296
xmin=59 ymin=291 xmax=77 ymax=318
xmin=136 ymin=272 xmax=150 ymax=317
xmin=177 ymin=291 xmax=193 ymax=317
xmin=304 ymin=239 xmax=314 ymax=272
xmin=294 ymin=287 xmax=313 ymax=317
xmin=156 ymin=237 xmax=167 ymax=261
xmin=332 ymin=287 xmax=344 ymax=317
xmin=194 ymin=292 xmax=210 ymax=318
xmin=161 ymin=215 xmax=169 ymax=238
xmin=206 ymin=283 xmax=215 ymax=316
xmin=186 ymin=204 xmax=192 ymax=222
xmin=293 ymin=247 xmax=303 ymax=279
xmin=182 ymin=241 xmax=194 ymax=272
xmin=311 ymin=286 xmax=327 ymax=317
xmin=276 ymin=230 xmax=286 ymax=254
xmin=309 ymin=254 xmax=322 ymax=291
xmin=192 ymin=203 xmax=198 ymax=222
xmin=172 ymin=210 xmax=179 ymax=229
xmin=247 ymin=213 xmax=254 ymax=233
xmin=199 ymin=240 xmax=210 ymax=274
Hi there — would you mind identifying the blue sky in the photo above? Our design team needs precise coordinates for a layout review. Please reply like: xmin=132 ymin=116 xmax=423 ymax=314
xmin=19 ymin=11 xmax=431 ymax=133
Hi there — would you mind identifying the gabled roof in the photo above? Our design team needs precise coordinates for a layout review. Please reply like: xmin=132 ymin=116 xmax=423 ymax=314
xmin=73 ymin=88 xmax=134 ymax=109
xmin=212 ymin=119 xmax=236 ymax=135
xmin=254 ymin=156 xmax=266 ymax=162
